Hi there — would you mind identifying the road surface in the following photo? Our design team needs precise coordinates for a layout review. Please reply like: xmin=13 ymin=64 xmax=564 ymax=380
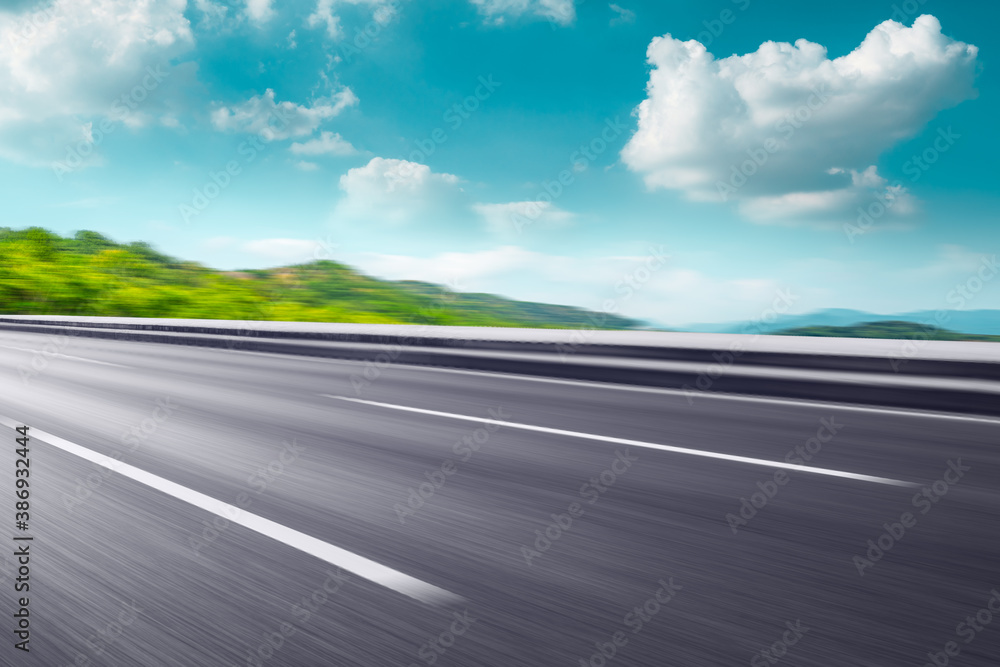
xmin=0 ymin=329 xmax=997 ymax=666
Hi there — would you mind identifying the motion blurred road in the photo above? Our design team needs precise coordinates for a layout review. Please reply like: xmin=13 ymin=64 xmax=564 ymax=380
xmin=0 ymin=329 xmax=998 ymax=666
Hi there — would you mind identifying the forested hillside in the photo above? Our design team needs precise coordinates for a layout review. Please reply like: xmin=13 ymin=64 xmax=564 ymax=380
xmin=0 ymin=228 xmax=645 ymax=329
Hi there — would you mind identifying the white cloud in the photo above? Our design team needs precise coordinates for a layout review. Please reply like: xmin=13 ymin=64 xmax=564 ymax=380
xmin=470 ymin=0 xmax=576 ymax=26
xmin=241 ymin=238 xmax=321 ymax=263
xmin=211 ymin=88 xmax=358 ymax=141
xmin=739 ymin=166 xmax=916 ymax=227
xmin=290 ymin=130 xmax=357 ymax=156
xmin=194 ymin=0 xmax=229 ymax=29
xmin=621 ymin=15 xmax=978 ymax=225
xmin=335 ymin=157 xmax=465 ymax=225
xmin=244 ymin=0 xmax=275 ymax=24
xmin=0 ymin=0 xmax=194 ymax=166
xmin=295 ymin=160 xmax=320 ymax=171
xmin=609 ymin=3 xmax=634 ymax=25
xmin=307 ymin=0 xmax=401 ymax=39
xmin=307 ymin=0 xmax=343 ymax=38
xmin=473 ymin=201 xmax=574 ymax=234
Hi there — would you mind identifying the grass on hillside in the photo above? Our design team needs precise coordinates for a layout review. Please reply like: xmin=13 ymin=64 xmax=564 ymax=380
xmin=0 ymin=227 xmax=644 ymax=329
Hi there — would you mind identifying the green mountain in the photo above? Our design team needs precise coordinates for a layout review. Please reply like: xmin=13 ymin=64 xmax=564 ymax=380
xmin=0 ymin=227 xmax=645 ymax=329
xmin=775 ymin=320 xmax=1000 ymax=342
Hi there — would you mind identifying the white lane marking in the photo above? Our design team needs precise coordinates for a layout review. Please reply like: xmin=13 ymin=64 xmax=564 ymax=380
xmin=0 ymin=344 xmax=127 ymax=368
xmin=10 ymin=330 xmax=993 ymax=425
xmin=325 ymin=362 xmax=1000 ymax=426
xmin=325 ymin=396 xmax=918 ymax=487
xmin=0 ymin=417 xmax=459 ymax=606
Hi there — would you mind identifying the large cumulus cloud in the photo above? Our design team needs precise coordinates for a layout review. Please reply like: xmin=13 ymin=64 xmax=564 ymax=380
xmin=621 ymin=15 xmax=978 ymax=226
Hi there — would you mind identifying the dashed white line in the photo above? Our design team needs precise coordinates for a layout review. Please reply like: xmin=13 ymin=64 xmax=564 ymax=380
xmin=0 ymin=416 xmax=459 ymax=606
xmin=325 ymin=395 xmax=918 ymax=487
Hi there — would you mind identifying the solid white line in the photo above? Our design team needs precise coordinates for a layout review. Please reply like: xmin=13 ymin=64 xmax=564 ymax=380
xmin=0 ymin=344 xmax=127 ymax=368
xmin=325 ymin=396 xmax=918 ymax=487
xmin=0 ymin=416 xmax=459 ymax=606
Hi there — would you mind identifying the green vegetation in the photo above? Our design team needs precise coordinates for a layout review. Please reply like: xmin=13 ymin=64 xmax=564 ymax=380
xmin=0 ymin=227 xmax=645 ymax=329
xmin=775 ymin=320 xmax=1000 ymax=342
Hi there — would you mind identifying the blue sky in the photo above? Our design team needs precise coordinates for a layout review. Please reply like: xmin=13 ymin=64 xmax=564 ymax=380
xmin=0 ymin=0 xmax=996 ymax=326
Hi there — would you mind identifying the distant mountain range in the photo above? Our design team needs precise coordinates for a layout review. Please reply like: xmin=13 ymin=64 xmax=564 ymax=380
xmin=675 ymin=308 xmax=1000 ymax=336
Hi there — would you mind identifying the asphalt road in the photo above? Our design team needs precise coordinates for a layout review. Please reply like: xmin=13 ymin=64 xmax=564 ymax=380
xmin=0 ymin=329 xmax=998 ymax=666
